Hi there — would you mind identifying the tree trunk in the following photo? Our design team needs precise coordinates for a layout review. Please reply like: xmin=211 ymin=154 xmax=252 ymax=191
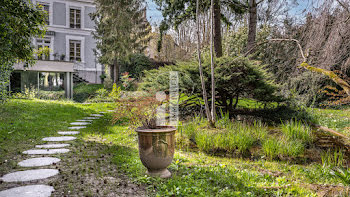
xmin=213 ymin=0 xmax=223 ymax=57
xmin=247 ymin=0 xmax=257 ymax=54
xmin=233 ymin=94 xmax=239 ymax=109
xmin=113 ymin=59 xmax=119 ymax=83
xmin=196 ymin=0 xmax=212 ymax=123
xmin=210 ymin=0 xmax=216 ymax=127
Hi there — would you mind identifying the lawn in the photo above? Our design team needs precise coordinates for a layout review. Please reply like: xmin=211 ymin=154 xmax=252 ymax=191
xmin=1 ymin=99 xmax=349 ymax=196
xmin=314 ymin=108 xmax=350 ymax=137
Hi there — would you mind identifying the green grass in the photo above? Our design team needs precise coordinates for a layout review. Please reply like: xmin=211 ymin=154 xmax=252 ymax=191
xmin=2 ymin=99 xmax=350 ymax=196
xmin=73 ymin=83 xmax=105 ymax=103
xmin=88 ymin=124 xmax=317 ymax=196
xmin=314 ymin=108 xmax=350 ymax=137
xmin=321 ymin=149 xmax=345 ymax=167
xmin=0 ymin=99 xmax=114 ymax=174
xmin=281 ymin=119 xmax=313 ymax=144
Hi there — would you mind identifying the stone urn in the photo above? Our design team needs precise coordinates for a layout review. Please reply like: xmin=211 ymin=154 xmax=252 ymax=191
xmin=135 ymin=126 xmax=176 ymax=178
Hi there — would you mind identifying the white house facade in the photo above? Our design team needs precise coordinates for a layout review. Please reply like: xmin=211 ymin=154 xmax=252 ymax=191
xmin=11 ymin=0 xmax=102 ymax=98
xmin=35 ymin=0 xmax=102 ymax=83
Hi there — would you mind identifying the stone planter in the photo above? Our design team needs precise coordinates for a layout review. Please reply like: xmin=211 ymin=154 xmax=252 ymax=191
xmin=135 ymin=126 xmax=176 ymax=178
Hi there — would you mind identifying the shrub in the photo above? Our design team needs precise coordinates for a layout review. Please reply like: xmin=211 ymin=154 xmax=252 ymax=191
xmin=37 ymin=91 xmax=65 ymax=100
xmin=140 ymin=56 xmax=281 ymax=112
xmin=109 ymin=83 xmax=121 ymax=100
xmin=120 ymin=53 xmax=153 ymax=79
xmin=95 ymin=88 xmax=109 ymax=98
xmin=120 ymin=72 xmax=136 ymax=91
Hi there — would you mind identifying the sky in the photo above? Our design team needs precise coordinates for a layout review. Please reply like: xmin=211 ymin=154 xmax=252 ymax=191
xmin=146 ymin=0 xmax=163 ymax=26
xmin=145 ymin=0 xmax=313 ymax=26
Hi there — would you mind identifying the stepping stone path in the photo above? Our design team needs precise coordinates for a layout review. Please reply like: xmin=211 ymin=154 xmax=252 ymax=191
xmin=70 ymin=122 xmax=90 ymax=126
xmin=84 ymin=117 xmax=99 ymax=120
xmin=23 ymin=149 xmax=70 ymax=155
xmin=23 ymin=148 xmax=70 ymax=155
xmin=0 ymin=112 xmax=106 ymax=196
xmin=68 ymin=126 xmax=86 ymax=130
xmin=35 ymin=144 xmax=70 ymax=149
xmin=18 ymin=157 xmax=60 ymax=167
xmin=90 ymin=114 xmax=103 ymax=117
xmin=76 ymin=119 xmax=93 ymax=122
xmin=58 ymin=131 xmax=80 ymax=135
xmin=1 ymin=169 xmax=59 ymax=182
xmin=42 ymin=136 xmax=76 ymax=142
xmin=0 ymin=185 xmax=54 ymax=197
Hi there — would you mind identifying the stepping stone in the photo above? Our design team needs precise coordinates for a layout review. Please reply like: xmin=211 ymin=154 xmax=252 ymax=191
xmin=1 ymin=169 xmax=59 ymax=182
xmin=84 ymin=117 xmax=99 ymax=120
xmin=90 ymin=114 xmax=103 ymax=117
xmin=42 ymin=136 xmax=76 ymax=141
xmin=107 ymin=110 xmax=114 ymax=112
xmin=68 ymin=126 xmax=86 ymax=130
xmin=18 ymin=157 xmax=60 ymax=167
xmin=23 ymin=149 xmax=70 ymax=155
xmin=0 ymin=185 xmax=54 ymax=197
xmin=70 ymin=122 xmax=90 ymax=126
xmin=76 ymin=119 xmax=93 ymax=122
xmin=58 ymin=131 xmax=79 ymax=135
xmin=35 ymin=144 xmax=70 ymax=149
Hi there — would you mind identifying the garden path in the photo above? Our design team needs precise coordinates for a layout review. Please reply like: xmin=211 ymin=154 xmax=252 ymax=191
xmin=0 ymin=113 xmax=104 ymax=197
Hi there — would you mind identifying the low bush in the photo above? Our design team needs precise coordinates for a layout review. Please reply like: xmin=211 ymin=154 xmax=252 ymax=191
xmin=73 ymin=83 xmax=104 ymax=103
xmin=120 ymin=53 xmax=153 ymax=79
xmin=140 ymin=56 xmax=282 ymax=113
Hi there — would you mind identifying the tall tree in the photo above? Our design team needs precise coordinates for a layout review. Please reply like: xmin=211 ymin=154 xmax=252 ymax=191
xmin=0 ymin=0 xmax=46 ymax=102
xmin=210 ymin=0 xmax=216 ymax=125
xmin=246 ymin=0 xmax=258 ymax=53
xmin=91 ymin=0 xmax=151 ymax=83
xmin=196 ymin=0 xmax=213 ymax=125
xmin=154 ymin=0 xmax=246 ymax=58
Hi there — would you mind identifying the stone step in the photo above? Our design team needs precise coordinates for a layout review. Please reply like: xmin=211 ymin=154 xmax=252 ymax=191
xmin=23 ymin=149 xmax=70 ymax=155
xmin=58 ymin=131 xmax=80 ymax=135
xmin=35 ymin=144 xmax=70 ymax=149
xmin=0 ymin=185 xmax=54 ymax=197
xmin=1 ymin=169 xmax=59 ymax=182
xmin=42 ymin=136 xmax=76 ymax=142
xmin=18 ymin=157 xmax=60 ymax=167
xmin=68 ymin=126 xmax=86 ymax=130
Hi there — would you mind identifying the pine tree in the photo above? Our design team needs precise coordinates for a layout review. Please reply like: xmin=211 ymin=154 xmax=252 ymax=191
xmin=91 ymin=0 xmax=151 ymax=83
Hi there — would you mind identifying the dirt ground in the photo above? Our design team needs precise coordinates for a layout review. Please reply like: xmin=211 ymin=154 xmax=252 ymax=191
xmin=0 ymin=139 xmax=147 ymax=197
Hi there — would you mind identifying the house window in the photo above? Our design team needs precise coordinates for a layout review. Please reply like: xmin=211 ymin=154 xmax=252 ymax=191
xmin=70 ymin=8 xmax=81 ymax=28
xmin=69 ymin=40 xmax=81 ymax=61
xmin=39 ymin=3 xmax=50 ymax=25
xmin=37 ymin=38 xmax=51 ymax=60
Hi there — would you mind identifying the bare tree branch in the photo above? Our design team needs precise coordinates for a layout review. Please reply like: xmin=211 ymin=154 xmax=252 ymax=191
xmin=245 ymin=38 xmax=350 ymax=96
xmin=336 ymin=0 xmax=350 ymax=15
